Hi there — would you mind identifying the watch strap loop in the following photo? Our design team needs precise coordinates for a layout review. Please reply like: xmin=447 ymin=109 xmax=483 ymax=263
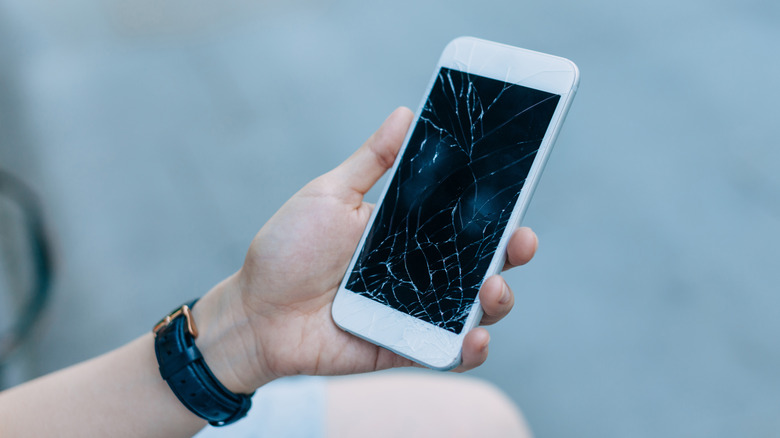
xmin=159 ymin=345 xmax=202 ymax=380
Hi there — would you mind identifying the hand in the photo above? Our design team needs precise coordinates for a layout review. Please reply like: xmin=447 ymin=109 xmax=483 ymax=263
xmin=199 ymin=108 xmax=539 ymax=393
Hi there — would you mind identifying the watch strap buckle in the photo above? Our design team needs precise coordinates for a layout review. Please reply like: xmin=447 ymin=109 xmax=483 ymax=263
xmin=153 ymin=303 xmax=199 ymax=338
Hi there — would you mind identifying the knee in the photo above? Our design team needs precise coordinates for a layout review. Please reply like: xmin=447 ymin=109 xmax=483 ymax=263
xmin=456 ymin=376 xmax=532 ymax=437
xmin=326 ymin=372 xmax=532 ymax=438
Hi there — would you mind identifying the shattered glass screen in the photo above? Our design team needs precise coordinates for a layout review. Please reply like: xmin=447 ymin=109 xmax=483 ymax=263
xmin=347 ymin=67 xmax=561 ymax=333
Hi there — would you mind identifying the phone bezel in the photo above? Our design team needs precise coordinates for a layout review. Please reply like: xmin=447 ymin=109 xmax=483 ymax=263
xmin=332 ymin=36 xmax=579 ymax=370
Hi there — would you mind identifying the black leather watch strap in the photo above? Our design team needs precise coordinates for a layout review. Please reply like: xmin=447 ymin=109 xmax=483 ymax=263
xmin=153 ymin=300 xmax=252 ymax=426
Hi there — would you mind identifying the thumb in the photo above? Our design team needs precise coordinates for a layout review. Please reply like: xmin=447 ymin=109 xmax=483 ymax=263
xmin=333 ymin=107 xmax=414 ymax=196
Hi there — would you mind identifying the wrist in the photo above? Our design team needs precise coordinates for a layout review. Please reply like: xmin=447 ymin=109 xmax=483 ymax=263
xmin=190 ymin=274 xmax=274 ymax=395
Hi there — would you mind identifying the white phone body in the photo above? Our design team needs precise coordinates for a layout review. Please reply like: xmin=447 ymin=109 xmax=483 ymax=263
xmin=332 ymin=36 xmax=579 ymax=370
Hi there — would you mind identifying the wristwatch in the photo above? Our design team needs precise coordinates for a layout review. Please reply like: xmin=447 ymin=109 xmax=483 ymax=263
xmin=153 ymin=300 xmax=253 ymax=426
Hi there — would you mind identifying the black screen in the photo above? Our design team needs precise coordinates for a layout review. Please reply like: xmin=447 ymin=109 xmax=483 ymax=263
xmin=347 ymin=67 xmax=560 ymax=333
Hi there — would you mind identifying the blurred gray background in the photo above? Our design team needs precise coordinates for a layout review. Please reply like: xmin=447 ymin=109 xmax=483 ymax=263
xmin=1 ymin=0 xmax=778 ymax=436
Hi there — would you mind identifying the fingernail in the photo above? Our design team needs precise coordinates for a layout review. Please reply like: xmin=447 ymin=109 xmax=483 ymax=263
xmin=498 ymin=284 xmax=510 ymax=304
xmin=481 ymin=339 xmax=490 ymax=354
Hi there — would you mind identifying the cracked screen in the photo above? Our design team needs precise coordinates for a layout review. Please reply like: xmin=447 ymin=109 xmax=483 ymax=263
xmin=347 ymin=67 xmax=561 ymax=334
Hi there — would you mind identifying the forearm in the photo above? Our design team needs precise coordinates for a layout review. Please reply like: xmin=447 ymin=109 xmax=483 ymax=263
xmin=0 ymin=334 xmax=205 ymax=438
xmin=0 ymin=275 xmax=269 ymax=438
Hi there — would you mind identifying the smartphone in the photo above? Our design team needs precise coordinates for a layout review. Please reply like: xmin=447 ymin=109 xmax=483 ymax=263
xmin=332 ymin=36 xmax=579 ymax=370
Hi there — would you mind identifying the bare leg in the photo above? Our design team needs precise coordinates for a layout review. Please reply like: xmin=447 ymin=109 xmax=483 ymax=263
xmin=326 ymin=372 xmax=532 ymax=438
